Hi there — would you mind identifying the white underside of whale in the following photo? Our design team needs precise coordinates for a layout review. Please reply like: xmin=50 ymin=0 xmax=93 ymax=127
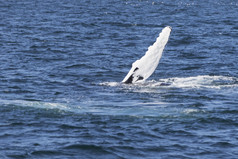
xmin=122 ymin=26 xmax=172 ymax=84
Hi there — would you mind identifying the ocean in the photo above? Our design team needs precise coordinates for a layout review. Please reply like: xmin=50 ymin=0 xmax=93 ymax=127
xmin=0 ymin=0 xmax=238 ymax=158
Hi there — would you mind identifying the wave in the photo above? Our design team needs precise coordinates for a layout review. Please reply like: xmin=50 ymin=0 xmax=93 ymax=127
xmin=0 ymin=98 xmax=205 ymax=118
xmin=0 ymin=100 xmax=70 ymax=111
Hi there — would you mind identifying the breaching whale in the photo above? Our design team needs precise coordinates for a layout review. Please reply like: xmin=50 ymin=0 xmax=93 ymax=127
xmin=122 ymin=26 xmax=172 ymax=84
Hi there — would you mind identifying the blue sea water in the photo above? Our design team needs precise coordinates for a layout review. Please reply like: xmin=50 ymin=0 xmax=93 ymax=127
xmin=0 ymin=0 xmax=238 ymax=158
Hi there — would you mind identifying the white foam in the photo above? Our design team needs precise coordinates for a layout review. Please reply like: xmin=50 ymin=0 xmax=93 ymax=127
xmin=101 ymin=75 xmax=238 ymax=91
xmin=159 ymin=75 xmax=238 ymax=89
xmin=99 ymin=82 xmax=120 ymax=87
xmin=183 ymin=108 xmax=203 ymax=114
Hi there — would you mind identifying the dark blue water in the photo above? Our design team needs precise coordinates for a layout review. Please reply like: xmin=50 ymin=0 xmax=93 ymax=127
xmin=1 ymin=0 xmax=238 ymax=158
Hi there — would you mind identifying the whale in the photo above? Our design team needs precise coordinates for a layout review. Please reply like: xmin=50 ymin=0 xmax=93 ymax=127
xmin=122 ymin=26 xmax=172 ymax=84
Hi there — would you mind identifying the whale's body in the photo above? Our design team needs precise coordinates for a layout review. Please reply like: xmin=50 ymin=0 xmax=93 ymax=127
xmin=122 ymin=26 xmax=172 ymax=84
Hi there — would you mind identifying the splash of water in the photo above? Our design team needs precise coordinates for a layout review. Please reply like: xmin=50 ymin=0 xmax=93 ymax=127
xmin=102 ymin=75 xmax=238 ymax=90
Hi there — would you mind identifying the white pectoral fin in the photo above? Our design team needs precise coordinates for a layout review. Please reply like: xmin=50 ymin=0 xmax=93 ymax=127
xmin=122 ymin=26 xmax=172 ymax=84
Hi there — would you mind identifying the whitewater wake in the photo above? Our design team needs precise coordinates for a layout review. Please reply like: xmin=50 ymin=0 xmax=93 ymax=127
xmin=101 ymin=75 xmax=238 ymax=90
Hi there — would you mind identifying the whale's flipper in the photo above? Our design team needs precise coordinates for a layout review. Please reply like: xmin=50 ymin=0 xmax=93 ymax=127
xmin=122 ymin=26 xmax=172 ymax=84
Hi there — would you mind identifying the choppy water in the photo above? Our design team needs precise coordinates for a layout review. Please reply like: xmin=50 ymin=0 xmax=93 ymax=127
xmin=1 ymin=0 xmax=238 ymax=158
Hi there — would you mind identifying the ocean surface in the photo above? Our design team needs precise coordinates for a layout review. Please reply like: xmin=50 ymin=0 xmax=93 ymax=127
xmin=1 ymin=0 xmax=238 ymax=158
